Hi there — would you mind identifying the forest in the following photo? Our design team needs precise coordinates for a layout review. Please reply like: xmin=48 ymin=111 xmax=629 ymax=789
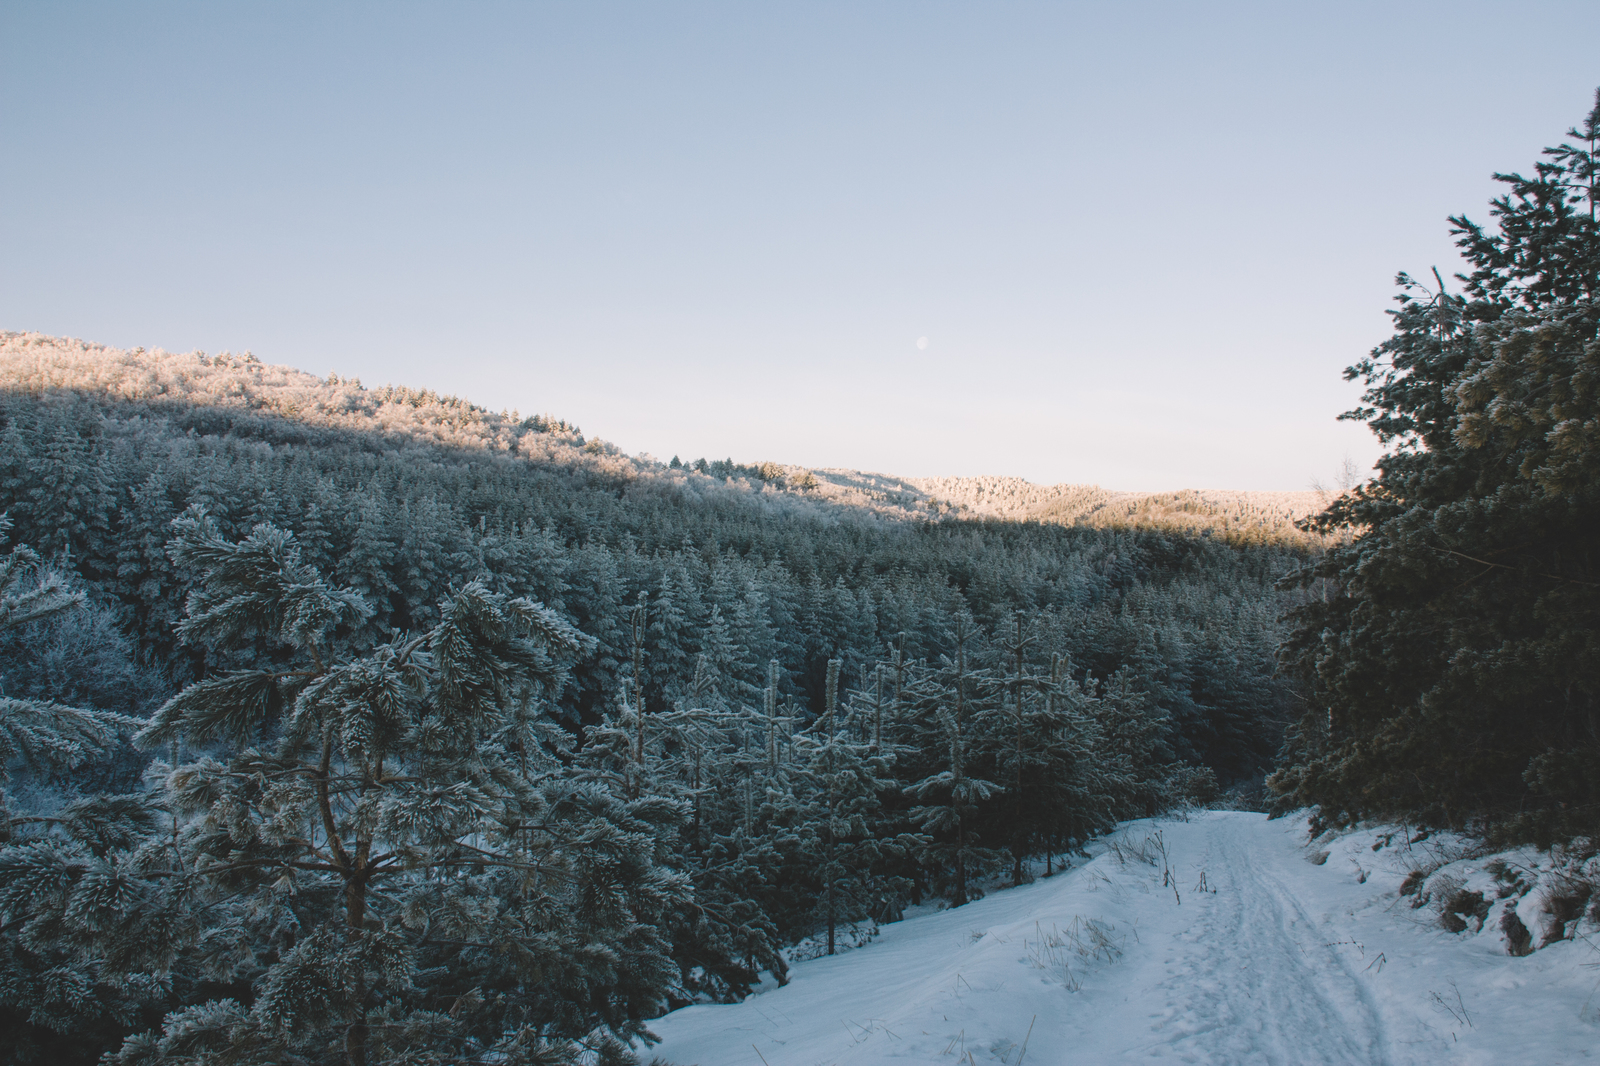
xmin=0 ymin=331 xmax=1306 ymax=1064
xmin=4 ymin=86 xmax=1594 ymax=1066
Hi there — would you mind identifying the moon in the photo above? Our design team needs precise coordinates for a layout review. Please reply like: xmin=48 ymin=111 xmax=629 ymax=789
xmin=916 ymin=336 xmax=929 ymax=350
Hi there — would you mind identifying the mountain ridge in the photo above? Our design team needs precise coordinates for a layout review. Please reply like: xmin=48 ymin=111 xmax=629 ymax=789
xmin=1 ymin=331 xmax=1327 ymax=545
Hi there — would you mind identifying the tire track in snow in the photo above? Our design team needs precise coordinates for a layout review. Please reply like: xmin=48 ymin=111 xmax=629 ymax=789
xmin=1134 ymin=817 xmax=1391 ymax=1065
xmin=652 ymin=814 xmax=1438 ymax=1066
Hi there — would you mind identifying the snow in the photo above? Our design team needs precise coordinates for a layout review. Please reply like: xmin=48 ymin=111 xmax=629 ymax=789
xmin=647 ymin=811 xmax=1600 ymax=1065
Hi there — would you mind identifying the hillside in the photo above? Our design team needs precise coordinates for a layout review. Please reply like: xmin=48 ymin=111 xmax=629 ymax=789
xmin=0 ymin=329 xmax=1317 ymax=774
xmin=0 ymin=331 xmax=1327 ymax=546
xmin=812 ymin=469 xmax=1324 ymax=544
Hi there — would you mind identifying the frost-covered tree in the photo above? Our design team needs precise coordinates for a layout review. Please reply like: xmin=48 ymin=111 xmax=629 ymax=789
xmin=1275 ymin=90 xmax=1600 ymax=844
xmin=900 ymin=617 xmax=1000 ymax=907
xmin=0 ymin=515 xmax=139 ymax=830
xmin=0 ymin=517 xmax=149 ymax=1065
xmin=43 ymin=513 xmax=691 ymax=1066
xmin=983 ymin=617 xmax=1106 ymax=884
xmin=790 ymin=660 xmax=914 ymax=953
xmin=654 ymin=656 xmax=789 ymax=1002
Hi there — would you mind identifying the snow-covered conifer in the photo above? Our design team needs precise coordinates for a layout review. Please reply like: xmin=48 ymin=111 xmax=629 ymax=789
xmin=791 ymin=660 xmax=916 ymax=951
xmin=900 ymin=616 xmax=1001 ymax=907
xmin=83 ymin=514 xmax=690 ymax=1066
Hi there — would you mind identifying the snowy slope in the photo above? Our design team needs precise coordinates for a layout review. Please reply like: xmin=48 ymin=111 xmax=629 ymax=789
xmin=2 ymin=333 xmax=1326 ymax=543
xmin=648 ymin=812 xmax=1599 ymax=1065
xmin=802 ymin=467 xmax=1326 ymax=542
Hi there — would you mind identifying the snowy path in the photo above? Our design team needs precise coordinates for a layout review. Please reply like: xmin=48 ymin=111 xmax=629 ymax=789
xmin=1136 ymin=819 xmax=1388 ymax=1064
xmin=648 ymin=811 xmax=1599 ymax=1065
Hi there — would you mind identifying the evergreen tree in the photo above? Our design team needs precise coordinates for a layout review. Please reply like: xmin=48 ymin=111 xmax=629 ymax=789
xmin=1274 ymin=90 xmax=1600 ymax=845
xmin=62 ymin=514 xmax=688 ymax=1065
xmin=644 ymin=575 xmax=692 ymax=721
xmin=900 ymin=616 xmax=1000 ymax=907
xmin=789 ymin=660 xmax=911 ymax=953
xmin=983 ymin=618 xmax=1095 ymax=884
xmin=0 ymin=517 xmax=137 ymax=823
xmin=0 ymin=517 xmax=149 ymax=1064
xmin=1027 ymin=653 xmax=1119 ymax=871
xmin=656 ymin=656 xmax=789 ymax=1003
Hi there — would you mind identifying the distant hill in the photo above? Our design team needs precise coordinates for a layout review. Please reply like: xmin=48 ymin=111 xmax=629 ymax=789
xmin=805 ymin=471 xmax=1325 ymax=545
xmin=0 ymin=331 xmax=1328 ymax=545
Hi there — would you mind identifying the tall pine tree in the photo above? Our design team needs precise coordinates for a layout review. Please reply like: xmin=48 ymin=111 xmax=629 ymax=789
xmin=1273 ymin=90 xmax=1600 ymax=845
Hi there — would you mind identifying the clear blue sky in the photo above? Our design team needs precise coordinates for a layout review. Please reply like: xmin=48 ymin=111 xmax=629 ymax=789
xmin=3 ymin=2 xmax=1597 ymax=490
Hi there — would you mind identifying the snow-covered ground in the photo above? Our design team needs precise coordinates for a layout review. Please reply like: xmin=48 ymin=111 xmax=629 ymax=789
xmin=648 ymin=811 xmax=1599 ymax=1065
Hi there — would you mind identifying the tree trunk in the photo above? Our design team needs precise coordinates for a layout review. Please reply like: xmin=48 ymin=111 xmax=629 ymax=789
xmin=953 ymin=818 xmax=967 ymax=907
xmin=631 ymin=595 xmax=646 ymax=791
xmin=692 ymin=752 xmax=701 ymax=851
xmin=345 ymin=868 xmax=368 ymax=1066
xmin=766 ymin=659 xmax=780 ymax=774
xmin=953 ymin=863 xmax=967 ymax=906
xmin=825 ymin=659 xmax=839 ymax=954
xmin=826 ymin=831 xmax=836 ymax=955
xmin=1011 ymin=615 xmax=1030 ymax=887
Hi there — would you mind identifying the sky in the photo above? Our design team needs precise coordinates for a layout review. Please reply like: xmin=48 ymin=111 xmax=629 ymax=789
xmin=3 ymin=2 xmax=1597 ymax=491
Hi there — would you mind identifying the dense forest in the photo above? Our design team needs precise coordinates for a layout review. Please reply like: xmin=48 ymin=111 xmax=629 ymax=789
xmin=0 ymin=330 xmax=1308 ymax=1064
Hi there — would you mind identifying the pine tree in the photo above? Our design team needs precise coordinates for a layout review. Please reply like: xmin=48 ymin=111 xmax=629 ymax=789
xmin=900 ymin=616 xmax=1000 ymax=907
xmin=1030 ymin=653 xmax=1122 ymax=861
xmin=629 ymin=590 xmax=649 ymax=788
xmin=984 ymin=616 xmax=1094 ymax=884
xmin=0 ymin=517 xmax=137 ymax=825
xmin=1095 ymin=666 xmax=1197 ymax=816
xmin=644 ymin=574 xmax=692 ymax=718
xmin=23 ymin=409 xmax=113 ymax=563
xmin=1274 ymin=90 xmax=1600 ymax=844
xmin=656 ymin=654 xmax=789 ymax=1003
xmin=335 ymin=494 xmax=397 ymax=634
xmin=790 ymin=660 xmax=842 ymax=954
xmin=0 ymin=517 xmax=150 ymax=1064
xmin=67 ymin=514 xmax=690 ymax=1065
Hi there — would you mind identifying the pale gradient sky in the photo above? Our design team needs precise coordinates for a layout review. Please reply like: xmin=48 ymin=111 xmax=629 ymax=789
xmin=3 ymin=2 xmax=1597 ymax=490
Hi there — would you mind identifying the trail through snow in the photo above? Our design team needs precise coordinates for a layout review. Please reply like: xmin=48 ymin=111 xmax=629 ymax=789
xmin=649 ymin=811 xmax=1599 ymax=1065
